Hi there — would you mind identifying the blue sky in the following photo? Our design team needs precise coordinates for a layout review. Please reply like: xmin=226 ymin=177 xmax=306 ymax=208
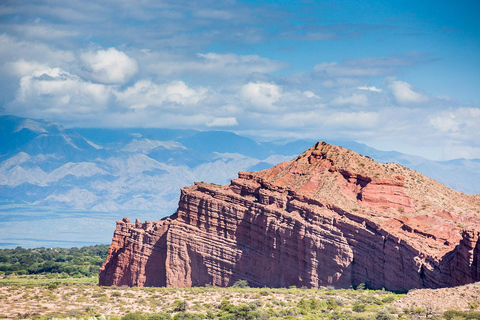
xmin=0 ymin=0 xmax=479 ymax=160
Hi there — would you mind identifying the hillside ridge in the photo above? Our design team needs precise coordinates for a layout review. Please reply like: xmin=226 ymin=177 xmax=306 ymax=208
xmin=100 ymin=142 xmax=480 ymax=290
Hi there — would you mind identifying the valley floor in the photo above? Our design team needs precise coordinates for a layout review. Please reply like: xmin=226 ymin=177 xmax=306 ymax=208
xmin=0 ymin=275 xmax=479 ymax=320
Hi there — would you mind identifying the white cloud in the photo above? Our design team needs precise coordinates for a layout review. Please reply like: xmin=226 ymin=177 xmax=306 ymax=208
xmin=389 ymin=80 xmax=428 ymax=105
xmin=145 ymin=52 xmax=285 ymax=80
xmin=357 ymin=85 xmax=382 ymax=92
xmin=193 ymin=9 xmax=234 ymax=20
xmin=430 ymin=108 xmax=480 ymax=135
xmin=303 ymin=91 xmax=320 ymax=98
xmin=315 ymin=62 xmax=384 ymax=77
xmin=7 ymin=67 xmax=110 ymax=116
xmin=206 ymin=117 xmax=238 ymax=127
xmin=8 ymin=23 xmax=79 ymax=40
xmin=325 ymin=111 xmax=379 ymax=128
xmin=314 ymin=57 xmax=416 ymax=77
xmin=429 ymin=113 xmax=459 ymax=133
xmin=0 ymin=34 xmax=75 ymax=69
xmin=9 ymin=60 xmax=49 ymax=76
xmin=81 ymin=48 xmax=138 ymax=84
xmin=441 ymin=145 xmax=480 ymax=160
xmin=115 ymin=80 xmax=208 ymax=109
xmin=239 ymin=82 xmax=282 ymax=110
xmin=331 ymin=93 xmax=368 ymax=106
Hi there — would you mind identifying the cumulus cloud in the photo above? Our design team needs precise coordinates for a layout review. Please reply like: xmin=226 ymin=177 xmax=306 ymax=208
xmin=115 ymin=80 xmax=208 ymax=109
xmin=389 ymin=80 xmax=428 ymax=105
xmin=331 ymin=93 xmax=368 ymax=106
xmin=429 ymin=113 xmax=459 ymax=133
xmin=206 ymin=117 xmax=238 ymax=127
xmin=9 ymin=60 xmax=49 ymax=76
xmin=239 ymin=82 xmax=282 ymax=111
xmin=7 ymin=67 xmax=110 ymax=116
xmin=81 ymin=48 xmax=138 ymax=84
xmin=430 ymin=108 xmax=480 ymax=135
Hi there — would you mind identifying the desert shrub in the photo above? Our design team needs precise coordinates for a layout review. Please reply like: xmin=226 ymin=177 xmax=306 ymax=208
xmin=375 ymin=310 xmax=395 ymax=320
xmin=411 ymin=307 xmax=426 ymax=315
xmin=444 ymin=310 xmax=465 ymax=320
xmin=297 ymin=298 xmax=308 ymax=310
xmin=122 ymin=313 xmax=146 ymax=320
xmin=465 ymin=312 xmax=480 ymax=319
xmin=231 ymin=280 xmax=249 ymax=288
xmin=172 ymin=313 xmax=203 ymax=320
xmin=326 ymin=298 xmax=338 ymax=310
xmin=381 ymin=296 xmax=396 ymax=304
xmin=48 ymin=283 xmax=58 ymax=290
xmin=356 ymin=283 xmax=366 ymax=290
xmin=445 ymin=310 xmax=480 ymax=320
xmin=172 ymin=300 xmax=187 ymax=312
xmin=219 ymin=300 xmax=233 ymax=312
xmin=352 ymin=304 xmax=366 ymax=312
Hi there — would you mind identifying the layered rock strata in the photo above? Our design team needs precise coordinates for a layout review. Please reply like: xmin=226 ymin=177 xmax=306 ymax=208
xmin=99 ymin=142 xmax=480 ymax=291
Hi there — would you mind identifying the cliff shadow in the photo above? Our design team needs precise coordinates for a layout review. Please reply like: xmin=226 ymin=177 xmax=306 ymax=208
xmin=143 ymin=231 xmax=168 ymax=287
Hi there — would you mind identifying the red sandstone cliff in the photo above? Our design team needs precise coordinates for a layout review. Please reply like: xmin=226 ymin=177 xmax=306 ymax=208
xmin=99 ymin=142 xmax=480 ymax=291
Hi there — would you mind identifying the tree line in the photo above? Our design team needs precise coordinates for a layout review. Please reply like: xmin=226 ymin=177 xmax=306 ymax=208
xmin=0 ymin=244 xmax=109 ymax=277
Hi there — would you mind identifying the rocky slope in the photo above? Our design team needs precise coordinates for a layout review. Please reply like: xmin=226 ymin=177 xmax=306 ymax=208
xmin=99 ymin=142 xmax=480 ymax=291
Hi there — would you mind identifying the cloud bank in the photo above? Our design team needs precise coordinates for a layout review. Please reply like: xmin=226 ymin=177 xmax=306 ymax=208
xmin=0 ymin=1 xmax=478 ymax=160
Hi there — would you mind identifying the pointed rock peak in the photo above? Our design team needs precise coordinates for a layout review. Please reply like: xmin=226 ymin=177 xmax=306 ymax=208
xmin=256 ymin=141 xmax=394 ymax=186
xmin=299 ymin=141 xmax=384 ymax=176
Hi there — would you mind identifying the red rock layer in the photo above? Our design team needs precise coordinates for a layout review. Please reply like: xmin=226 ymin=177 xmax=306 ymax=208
xmin=99 ymin=142 xmax=480 ymax=291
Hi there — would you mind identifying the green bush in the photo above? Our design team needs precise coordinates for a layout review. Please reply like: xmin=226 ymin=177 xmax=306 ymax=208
xmin=172 ymin=300 xmax=187 ymax=312
xmin=147 ymin=312 xmax=172 ymax=320
xmin=231 ymin=280 xmax=249 ymax=288
xmin=173 ymin=313 xmax=203 ymax=320
xmin=356 ymin=283 xmax=366 ymax=290
xmin=375 ymin=310 xmax=395 ymax=320
xmin=122 ymin=313 xmax=146 ymax=320
xmin=326 ymin=298 xmax=338 ymax=310
xmin=352 ymin=304 xmax=366 ymax=312
xmin=381 ymin=296 xmax=397 ymax=304
xmin=444 ymin=310 xmax=480 ymax=320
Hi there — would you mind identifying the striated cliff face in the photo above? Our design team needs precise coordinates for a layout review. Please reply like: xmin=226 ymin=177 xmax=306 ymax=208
xmin=99 ymin=142 xmax=480 ymax=291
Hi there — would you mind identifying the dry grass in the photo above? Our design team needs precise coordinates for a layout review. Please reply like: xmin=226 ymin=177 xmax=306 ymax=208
xmin=1 ymin=274 xmax=479 ymax=320
xmin=0 ymin=277 xmax=403 ymax=319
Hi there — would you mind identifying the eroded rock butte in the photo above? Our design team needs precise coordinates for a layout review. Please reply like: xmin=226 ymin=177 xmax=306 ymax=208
xmin=99 ymin=142 xmax=480 ymax=291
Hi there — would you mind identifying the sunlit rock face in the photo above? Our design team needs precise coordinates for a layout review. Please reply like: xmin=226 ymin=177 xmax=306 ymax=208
xmin=99 ymin=142 xmax=480 ymax=291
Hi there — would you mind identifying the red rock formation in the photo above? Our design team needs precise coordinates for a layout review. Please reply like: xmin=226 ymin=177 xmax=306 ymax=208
xmin=99 ymin=142 xmax=480 ymax=291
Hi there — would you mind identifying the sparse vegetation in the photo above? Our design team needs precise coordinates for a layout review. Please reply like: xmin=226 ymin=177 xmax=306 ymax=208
xmin=0 ymin=245 xmax=479 ymax=319
xmin=0 ymin=277 xmax=479 ymax=319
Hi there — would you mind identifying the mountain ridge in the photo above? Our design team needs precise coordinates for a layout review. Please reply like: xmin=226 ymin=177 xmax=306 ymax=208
xmin=99 ymin=141 xmax=480 ymax=290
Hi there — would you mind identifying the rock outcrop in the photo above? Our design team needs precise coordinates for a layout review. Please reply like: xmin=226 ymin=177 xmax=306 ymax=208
xmin=99 ymin=142 xmax=480 ymax=291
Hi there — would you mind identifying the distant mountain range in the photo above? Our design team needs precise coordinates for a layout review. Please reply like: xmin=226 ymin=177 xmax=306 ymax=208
xmin=1 ymin=115 xmax=479 ymax=216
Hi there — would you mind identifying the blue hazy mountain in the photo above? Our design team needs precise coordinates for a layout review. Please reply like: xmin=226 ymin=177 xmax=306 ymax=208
xmin=0 ymin=115 xmax=479 ymax=217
